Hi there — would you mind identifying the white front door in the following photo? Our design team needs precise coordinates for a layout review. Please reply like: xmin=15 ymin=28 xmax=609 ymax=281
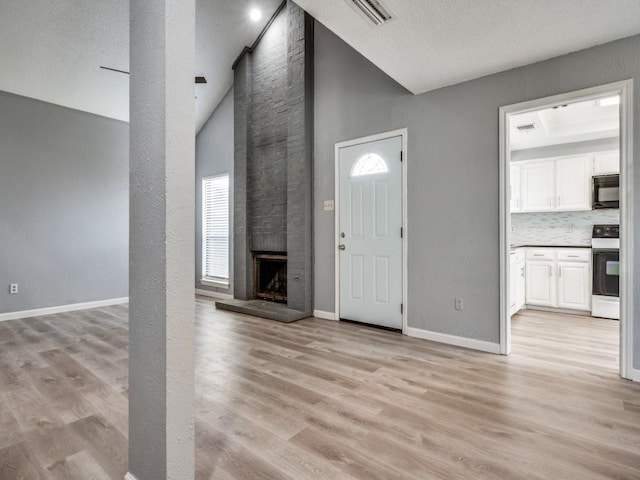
xmin=338 ymin=135 xmax=403 ymax=329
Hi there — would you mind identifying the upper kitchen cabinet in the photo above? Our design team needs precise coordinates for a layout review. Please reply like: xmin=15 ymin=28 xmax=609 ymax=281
xmin=592 ymin=150 xmax=619 ymax=175
xmin=514 ymin=154 xmax=592 ymax=213
xmin=521 ymin=160 xmax=555 ymax=212
xmin=556 ymin=155 xmax=591 ymax=211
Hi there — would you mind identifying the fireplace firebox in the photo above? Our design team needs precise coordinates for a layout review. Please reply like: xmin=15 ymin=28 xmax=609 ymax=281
xmin=254 ymin=253 xmax=287 ymax=303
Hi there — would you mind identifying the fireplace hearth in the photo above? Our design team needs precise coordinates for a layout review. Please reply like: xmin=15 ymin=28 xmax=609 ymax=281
xmin=254 ymin=252 xmax=287 ymax=303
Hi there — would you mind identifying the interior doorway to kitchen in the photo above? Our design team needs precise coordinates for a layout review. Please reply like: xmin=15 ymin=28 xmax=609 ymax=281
xmin=499 ymin=81 xmax=633 ymax=380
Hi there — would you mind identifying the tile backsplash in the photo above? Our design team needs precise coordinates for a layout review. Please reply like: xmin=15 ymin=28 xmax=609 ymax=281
xmin=511 ymin=209 xmax=620 ymax=246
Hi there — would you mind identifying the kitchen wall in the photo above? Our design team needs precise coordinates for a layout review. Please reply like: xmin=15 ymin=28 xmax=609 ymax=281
xmin=313 ymin=22 xmax=640 ymax=367
xmin=0 ymin=91 xmax=129 ymax=314
xmin=511 ymin=209 xmax=620 ymax=246
xmin=195 ymin=87 xmax=234 ymax=295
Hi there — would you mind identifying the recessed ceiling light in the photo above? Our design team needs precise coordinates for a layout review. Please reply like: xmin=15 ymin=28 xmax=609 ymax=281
xmin=250 ymin=8 xmax=262 ymax=22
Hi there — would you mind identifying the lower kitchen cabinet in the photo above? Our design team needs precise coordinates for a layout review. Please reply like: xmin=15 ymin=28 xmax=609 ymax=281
xmin=557 ymin=262 xmax=591 ymax=310
xmin=526 ymin=261 xmax=556 ymax=307
xmin=525 ymin=248 xmax=591 ymax=312
xmin=510 ymin=248 xmax=525 ymax=316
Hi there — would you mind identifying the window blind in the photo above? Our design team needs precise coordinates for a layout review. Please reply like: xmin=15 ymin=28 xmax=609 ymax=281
xmin=203 ymin=175 xmax=229 ymax=283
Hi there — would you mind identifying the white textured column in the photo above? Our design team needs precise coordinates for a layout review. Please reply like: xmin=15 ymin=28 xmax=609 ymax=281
xmin=128 ymin=0 xmax=195 ymax=478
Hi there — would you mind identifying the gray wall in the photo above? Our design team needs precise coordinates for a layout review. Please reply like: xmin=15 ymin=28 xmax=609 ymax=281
xmin=314 ymin=23 xmax=640 ymax=366
xmin=0 ymin=91 xmax=128 ymax=314
xmin=195 ymin=87 xmax=234 ymax=295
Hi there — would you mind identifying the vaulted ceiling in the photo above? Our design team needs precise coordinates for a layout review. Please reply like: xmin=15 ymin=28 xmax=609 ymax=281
xmin=0 ymin=0 xmax=281 ymax=130
xmin=1 ymin=0 xmax=640 ymax=131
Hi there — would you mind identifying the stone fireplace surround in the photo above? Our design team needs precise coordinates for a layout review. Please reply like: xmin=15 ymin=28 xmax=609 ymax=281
xmin=217 ymin=1 xmax=313 ymax=321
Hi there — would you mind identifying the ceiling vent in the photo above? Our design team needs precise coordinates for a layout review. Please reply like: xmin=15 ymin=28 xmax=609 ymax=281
xmin=350 ymin=0 xmax=392 ymax=25
xmin=515 ymin=123 xmax=537 ymax=133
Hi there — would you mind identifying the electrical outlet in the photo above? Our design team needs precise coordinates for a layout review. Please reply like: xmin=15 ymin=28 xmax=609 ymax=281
xmin=323 ymin=200 xmax=335 ymax=212
xmin=9 ymin=283 xmax=18 ymax=294
xmin=455 ymin=297 xmax=463 ymax=311
xmin=511 ymin=224 xmax=516 ymax=233
xmin=565 ymin=223 xmax=573 ymax=233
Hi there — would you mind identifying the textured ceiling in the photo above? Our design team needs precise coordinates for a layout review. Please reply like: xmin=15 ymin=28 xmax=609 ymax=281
xmin=0 ymin=0 xmax=281 ymax=130
xmin=3 ymin=1 xmax=640 ymax=129
xmin=293 ymin=0 xmax=640 ymax=94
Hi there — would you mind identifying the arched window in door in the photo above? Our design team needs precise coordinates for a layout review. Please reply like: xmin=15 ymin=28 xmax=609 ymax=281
xmin=351 ymin=153 xmax=388 ymax=177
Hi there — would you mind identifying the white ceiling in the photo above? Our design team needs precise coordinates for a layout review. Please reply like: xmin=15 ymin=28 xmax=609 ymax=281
xmin=2 ymin=1 xmax=640 ymax=130
xmin=510 ymin=96 xmax=619 ymax=150
xmin=293 ymin=0 xmax=640 ymax=94
xmin=0 ymin=0 xmax=281 ymax=130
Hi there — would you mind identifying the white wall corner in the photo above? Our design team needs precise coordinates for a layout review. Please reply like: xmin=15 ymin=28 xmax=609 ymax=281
xmin=405 ymin=326 xmax=501 ymax=354
xmin=195 ymin=289 xmax=233 ymax=301
xmin=124 ymin=473 xmax=139 ymax=480
xmin=313 ymin=310 xmax=338 ymax=321
xmin=0 ymin=297 xmax=129 ymax=322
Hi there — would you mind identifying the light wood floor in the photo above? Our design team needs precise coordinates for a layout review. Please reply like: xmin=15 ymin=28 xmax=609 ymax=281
xmin=0 ymin=300 xmax=639 ymax=479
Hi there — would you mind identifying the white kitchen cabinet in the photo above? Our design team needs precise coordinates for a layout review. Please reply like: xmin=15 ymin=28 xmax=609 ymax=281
xmin=516 ymin=260 xmax=525 ymax=310
xmin=514 ymin=154 xmax=593 ymax=213
xmin=526 ymin=261 xmax=556 ymax=307
xmin=510 ymin=164 xmax=522 ymax=213
xmin=510 ymin=248 xmax=525 ymax=316
xmin=525 ymin=248 xmax=591 ymax=312
xmin=593 ymin=150 xmax=619 ymax=175
xmin=522 ymin=161 xmax=555 ymax=212
xmin=556 ymin=156 xmax=591 ymax=211
xmin=557 ymin=262 xmax=591 ymax=311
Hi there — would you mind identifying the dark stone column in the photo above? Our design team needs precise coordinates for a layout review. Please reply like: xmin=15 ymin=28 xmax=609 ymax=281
xmin=233 ymin=55 xmax=253 ymax=300
xmin=286 ymin=3 xmax=314 ymax=313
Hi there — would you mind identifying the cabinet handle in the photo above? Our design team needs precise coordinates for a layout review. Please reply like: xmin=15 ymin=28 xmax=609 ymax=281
xmin=558 ymin=266 xmax=561 ymax=277
xmin=549 ymin=266 xmax=552 ymax=277
xmin=557 ymin=195 xmax=560 ymax=205
xmin=533 ymin=254 xmax=545 ymax=257
xmin=567 ymin=255 xmax=579 ymax=258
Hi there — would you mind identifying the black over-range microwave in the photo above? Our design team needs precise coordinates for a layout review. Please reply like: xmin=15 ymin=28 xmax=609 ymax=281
xmin=592 ymin=174 xmax=620 ymax=209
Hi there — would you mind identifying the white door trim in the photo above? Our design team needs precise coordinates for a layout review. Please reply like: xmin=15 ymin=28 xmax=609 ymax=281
xmin=499 ymin=80 xmax=634 ymax=381
xmin=334 ymin=128 xmax=408 ymax=333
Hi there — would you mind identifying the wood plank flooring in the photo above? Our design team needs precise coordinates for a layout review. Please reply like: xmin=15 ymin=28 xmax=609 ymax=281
xmin=0 ymin=299 xmax=639 ymax=479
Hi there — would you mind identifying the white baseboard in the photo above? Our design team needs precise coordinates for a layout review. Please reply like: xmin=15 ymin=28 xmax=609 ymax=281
xmin=195 ymin=289 xmax=233 ymax=301
xmin=313 ymin=310 xmax=337 ymax=321
xmin=525 ymin=305 xmax=592 ymax=316
xmin=0 ymin=297 xmax=129 ymax=322
xmin=124 ymin=473 xmax=138 ymax=480
xmin=405 ymin=326 xmax=501 ymax=354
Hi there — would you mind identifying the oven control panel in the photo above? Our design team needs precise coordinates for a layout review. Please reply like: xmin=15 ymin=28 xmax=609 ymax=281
xmin=593 ymin=224 xmax=619 ymax=239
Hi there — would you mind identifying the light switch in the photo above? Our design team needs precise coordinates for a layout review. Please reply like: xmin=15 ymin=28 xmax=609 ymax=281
xmin=324 ymin=200 xmax=335 ymax=211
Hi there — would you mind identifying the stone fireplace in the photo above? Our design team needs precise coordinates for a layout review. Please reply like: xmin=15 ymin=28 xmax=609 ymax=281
xmin=224 ymin=0 xmax=314 ymax=318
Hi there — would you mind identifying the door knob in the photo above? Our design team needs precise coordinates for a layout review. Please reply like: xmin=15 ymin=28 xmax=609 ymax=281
xmin=338 ymin=244 xmax=346 ymax=250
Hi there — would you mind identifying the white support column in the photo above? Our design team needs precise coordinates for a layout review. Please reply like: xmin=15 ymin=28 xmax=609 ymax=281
xmin=128 ymin=0 xmax=195 ymax=478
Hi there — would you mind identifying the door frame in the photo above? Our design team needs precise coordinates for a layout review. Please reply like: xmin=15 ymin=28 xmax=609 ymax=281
xmin=334 ymin=128 xmax=408 ymax=333
xmin=498 ymin=80 xmax=635 ymax=381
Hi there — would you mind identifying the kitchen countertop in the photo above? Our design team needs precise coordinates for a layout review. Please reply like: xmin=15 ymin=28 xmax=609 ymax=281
xmin=511 ymin=244 xmax=591 ymax=249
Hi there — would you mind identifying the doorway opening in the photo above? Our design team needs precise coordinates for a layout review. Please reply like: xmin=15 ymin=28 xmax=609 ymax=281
xmin=499 ymin=81 xmax=633 ymax=380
